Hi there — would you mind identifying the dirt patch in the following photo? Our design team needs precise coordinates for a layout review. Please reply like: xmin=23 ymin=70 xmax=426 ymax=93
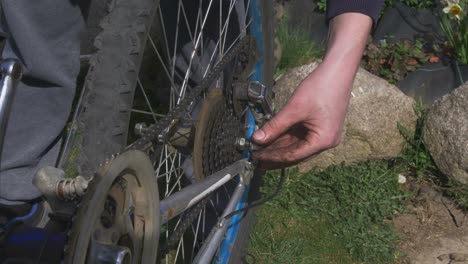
xmin=394 ymin=181 xmax=468 ymax=264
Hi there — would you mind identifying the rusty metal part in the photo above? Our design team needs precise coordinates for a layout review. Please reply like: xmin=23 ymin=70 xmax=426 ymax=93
xmin=64 ymin=150 xmax=160 ymax=264
xmin=66 ymin=36 xmax=250 ymax=261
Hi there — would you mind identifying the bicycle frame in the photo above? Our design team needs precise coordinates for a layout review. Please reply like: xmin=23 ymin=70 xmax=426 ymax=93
xmin=0 ymin=1 xmax=273 ymax=262
xmin=159 ymin=158 xmax=254 ymax=262
xmin=0 ymin=58 xmax=22 ymax=169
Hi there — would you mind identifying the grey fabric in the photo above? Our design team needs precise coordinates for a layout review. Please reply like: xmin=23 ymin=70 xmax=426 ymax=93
xmin=0 ymin=0 xmax=84 ymax=204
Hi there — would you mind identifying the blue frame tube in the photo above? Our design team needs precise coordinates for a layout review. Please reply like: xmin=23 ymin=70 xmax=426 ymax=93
xmin=216 ymin=0 xmax=264 ymax=263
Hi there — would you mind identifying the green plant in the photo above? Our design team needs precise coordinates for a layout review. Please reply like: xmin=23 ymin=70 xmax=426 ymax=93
xmin=276 ymin=18 xmax=324 ymax=76
xmin=300 ymin=162 xmax=407 ymax=263
xmin=398 ymin=98 xmax=437 ymax=177
xmin=439 ymin=0 xmax=468 ymax=64
xmin=362 ymin=37 xmax=431 ymax=84
xmin=397 ymin=98 xmax=468 ymax=211
xmin=249 ymin=161 xmax=408 ymax=263
xmin=385 ymin=0 xmax=436 ymax=9
xmin=315 ymin=0 xmax=327 ymax=12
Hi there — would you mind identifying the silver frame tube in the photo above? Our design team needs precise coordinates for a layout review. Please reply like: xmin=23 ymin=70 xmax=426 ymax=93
xmin=192 ymin=181 xmax=245 ymax=264
xmin=0 ymin=59 xmax=22 ymax=166
xmin=159 ymin=159 xmax=250 ymax=224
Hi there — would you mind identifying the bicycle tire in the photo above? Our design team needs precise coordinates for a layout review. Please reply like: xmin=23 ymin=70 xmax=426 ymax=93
xmin=67 ymin=0 xmax=274 ymax=262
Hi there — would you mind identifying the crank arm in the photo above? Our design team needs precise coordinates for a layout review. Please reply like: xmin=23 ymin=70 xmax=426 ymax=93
xmin=159 ymin=159 xmax=254 ymax=225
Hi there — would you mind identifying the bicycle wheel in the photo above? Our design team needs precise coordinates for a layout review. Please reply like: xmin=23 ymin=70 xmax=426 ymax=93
xmin=65 ymin=0 xmax=274 ymax=262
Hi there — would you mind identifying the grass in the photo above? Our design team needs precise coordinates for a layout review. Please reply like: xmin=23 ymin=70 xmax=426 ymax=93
xmin=276 ymin=18 xmax=324 ymax=77
xmin=398 ymin=98 xmax=468 ymax=211
xmin=398 ymin=98 xmax=436 ymax=178
xmin=249 ymin=17 xmax=468 ymax=262
xmin=248 ymin=161 xmax=409 ymax=263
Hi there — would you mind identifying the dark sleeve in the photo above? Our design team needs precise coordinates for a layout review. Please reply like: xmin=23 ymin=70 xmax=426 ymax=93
xmin=326 ymin=0 xmax=384 ymax=26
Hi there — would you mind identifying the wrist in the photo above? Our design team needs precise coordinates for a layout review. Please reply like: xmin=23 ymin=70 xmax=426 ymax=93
xmin=317 ymin=12 xmax=372 ymax=87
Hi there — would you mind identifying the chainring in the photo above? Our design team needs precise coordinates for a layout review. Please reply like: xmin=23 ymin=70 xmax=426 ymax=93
xmin=68 ymin=34 xmax=252 ymax=261
xmin=64 ymin=150 xmax=160 ymax=264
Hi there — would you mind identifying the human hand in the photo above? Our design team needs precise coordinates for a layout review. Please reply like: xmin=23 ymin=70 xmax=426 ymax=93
xmin=252 ymin=63 xmax=351 ymax=169
xmin=252 ymin=13 xmax=373 ymax=170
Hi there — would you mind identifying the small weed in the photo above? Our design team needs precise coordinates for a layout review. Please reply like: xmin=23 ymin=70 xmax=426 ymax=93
xmin=398 ymin=99 xmax=468 ymax=211
xmin=362 ymin=37 xmax=434 ymax=84
xmin=398 ymin=98 xmax=436 ymax=178
xmin=445 ymin=181 xmax=468 ymax=210
xmin=276 ymin=18 xmax=324 ymax=77
xmin=314 ymin=0 xmax=327 ymax=12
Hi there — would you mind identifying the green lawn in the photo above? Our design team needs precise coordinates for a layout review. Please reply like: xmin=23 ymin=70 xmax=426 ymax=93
xmin=247 ymin=162 xmax=410 ymax=263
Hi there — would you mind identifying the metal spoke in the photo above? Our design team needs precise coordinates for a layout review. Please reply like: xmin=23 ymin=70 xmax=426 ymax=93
xmin=148 ymin=2 xmax=254 ymax=263
xmin=147 ymin=35 xmax=181 ymax=95
xmin=191 ymin=210 xmax=203 ymax=257
xmin=180 ymin=2 xmax=195 ymax=43
xmin=221 ymin=0 xmax=237 ymax=55
xmin=135 ymin=79 xmax=158 ymax=123
xmin=170 ymin=0 xmax=183 ymax=109
xmin=158 ymin=5 xmax=173 ymax=66
xmin=130 ymin=109 xmax=165 ymax=118
xmin=178 ymin=0 xmax=215 ymax=103
xmin=202 ymin=18 xmax=253 ymax=78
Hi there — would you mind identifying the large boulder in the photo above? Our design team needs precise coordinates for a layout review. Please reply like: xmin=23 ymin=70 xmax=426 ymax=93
xmin=273 ymin=62 xmax=417 ymax=172
xmin=424 ymin=83 xmax=468 ymax=184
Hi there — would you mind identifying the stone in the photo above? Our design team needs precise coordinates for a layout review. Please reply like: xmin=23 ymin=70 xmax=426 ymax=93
xmin=273 ymin=62 xmax=417 ymax=172
xmin=424 ymin=83 xmax=468 ymax=184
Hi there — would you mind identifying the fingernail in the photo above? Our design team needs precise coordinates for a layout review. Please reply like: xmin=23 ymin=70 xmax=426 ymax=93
xmin=253 ymin=130 xmax=265 ymax=141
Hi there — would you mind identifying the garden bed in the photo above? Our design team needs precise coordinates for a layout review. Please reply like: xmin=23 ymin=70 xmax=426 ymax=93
xmin=248 ymin=1 xmax=468 ymax=263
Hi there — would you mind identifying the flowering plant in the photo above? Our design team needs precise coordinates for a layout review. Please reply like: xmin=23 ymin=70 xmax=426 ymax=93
xmin=439 ymin=0 xmax=468 ymax=64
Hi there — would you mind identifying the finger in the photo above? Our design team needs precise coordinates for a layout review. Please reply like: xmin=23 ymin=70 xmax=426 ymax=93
xmin=261 ymin=133 xmax=299 ymax=150
xmin=254 ymin=137 xmax=327 ymax=166
xmin=252 ymin=110 xmax=298 ymax=145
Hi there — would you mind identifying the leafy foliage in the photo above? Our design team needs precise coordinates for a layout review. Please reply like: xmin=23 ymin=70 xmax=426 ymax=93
xmin=362 ymin=37 xmax=432 ymax=84
xmin=439 ymin=0 xmax=468 ymax=64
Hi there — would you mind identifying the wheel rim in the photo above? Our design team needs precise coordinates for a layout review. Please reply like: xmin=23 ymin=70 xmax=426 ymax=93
xmin=130 ymin=1 xmax=266 ymax=263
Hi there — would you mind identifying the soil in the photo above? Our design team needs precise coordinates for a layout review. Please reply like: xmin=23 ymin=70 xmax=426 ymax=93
xmin=394 ymin=180 xmax=468 ymax=264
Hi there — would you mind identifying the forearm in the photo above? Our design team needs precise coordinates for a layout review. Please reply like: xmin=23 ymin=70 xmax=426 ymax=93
xmin=319 ymin=13 xmax=373 ymax=92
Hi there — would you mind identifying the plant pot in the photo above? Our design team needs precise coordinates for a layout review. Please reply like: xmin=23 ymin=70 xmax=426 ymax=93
xmin=452 ymin=61 xmax=468 ymax=87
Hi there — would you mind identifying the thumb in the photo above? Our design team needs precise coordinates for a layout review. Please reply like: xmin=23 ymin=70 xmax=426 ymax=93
xmin=252 ymin=111 xmax=296 ymax=145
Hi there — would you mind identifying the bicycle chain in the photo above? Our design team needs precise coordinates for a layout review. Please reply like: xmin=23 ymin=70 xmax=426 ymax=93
xmin=156 ymin=42 xmax=248 ymax=257
xmin=125 ymin=36 xmax=250 ymax=153
xmin=159 ymin=89 xmax=244 ymax=258
xmin=68 ymin=36 xmax=250 ymax=258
